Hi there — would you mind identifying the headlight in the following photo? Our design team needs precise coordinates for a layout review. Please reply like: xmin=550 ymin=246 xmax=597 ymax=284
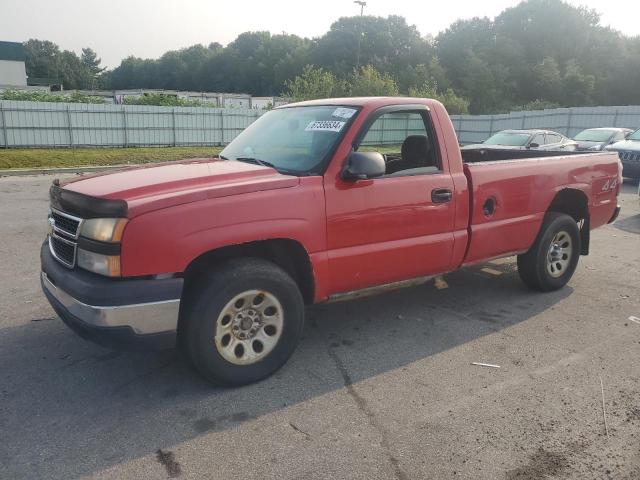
xmin=80 ymin=218 xmax=128 ymax=243
xmin=77 ymin=249 xmax=121 ymax=277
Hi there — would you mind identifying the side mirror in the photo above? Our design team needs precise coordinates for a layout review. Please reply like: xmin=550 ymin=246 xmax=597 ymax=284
xmin=341 ymin=151 xmax=386 ymax=181
xmin=529 ymin=142 xmax=540 ymax=149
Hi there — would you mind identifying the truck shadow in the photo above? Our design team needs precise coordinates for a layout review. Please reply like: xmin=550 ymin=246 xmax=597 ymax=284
xmin=0 ymin=260 xmax=572 ymax=479
xmin=614 ymin=179 xmax=640 ymax=233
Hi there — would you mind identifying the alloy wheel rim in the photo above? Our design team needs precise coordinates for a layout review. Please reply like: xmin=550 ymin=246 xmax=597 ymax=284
xmin=546 ymin=230 xmax=572 ymax=278
xmin=214 ymin=290 xmax=283 ymax=365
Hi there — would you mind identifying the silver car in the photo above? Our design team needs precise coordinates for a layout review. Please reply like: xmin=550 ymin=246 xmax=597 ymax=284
xmin=462 ymin=129 xmax=578 ymax=151
xmin=573 ymin=128 xmax=633 ymax=151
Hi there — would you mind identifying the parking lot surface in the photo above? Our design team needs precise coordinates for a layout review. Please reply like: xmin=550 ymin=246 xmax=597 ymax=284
xmin=0 ymin=174 xmax=638 ymax=480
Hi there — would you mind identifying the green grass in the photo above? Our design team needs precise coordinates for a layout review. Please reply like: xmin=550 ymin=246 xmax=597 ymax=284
xmin=0 ymin=146 xmax=223 ymax=170
xmin=358 ymin=144 xmax=402 ymax=154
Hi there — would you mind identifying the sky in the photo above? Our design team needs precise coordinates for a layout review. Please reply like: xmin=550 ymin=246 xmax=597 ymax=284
xmin=1 ymin=0 xmax=639 ymax=68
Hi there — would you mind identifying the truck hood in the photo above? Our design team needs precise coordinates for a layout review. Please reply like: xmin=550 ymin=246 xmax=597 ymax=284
xmin=607 ymin=139 xmax=640 ymax=153
xmin=61 ymin=158 xmax=300 ymax=217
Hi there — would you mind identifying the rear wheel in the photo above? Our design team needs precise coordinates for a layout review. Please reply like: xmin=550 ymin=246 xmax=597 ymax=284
xmin=182 ymin=258 xmax=305 ymax=386
xmin=517 ymin=212 xmax=581 ymax=292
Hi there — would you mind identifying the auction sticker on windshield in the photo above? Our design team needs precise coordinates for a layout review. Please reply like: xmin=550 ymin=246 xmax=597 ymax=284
xmin=305 ymin=120 xmax=346 ymax=132
xmin=332 ymin=107 xmax=357 ymax=119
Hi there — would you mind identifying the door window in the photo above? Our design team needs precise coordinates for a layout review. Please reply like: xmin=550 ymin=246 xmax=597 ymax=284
xmin=356 ymin=111 xmax=439 ymax=176
xmin=546 ymin=133 xmax=561 ymax=144
xmin=530 ymin=134 xmax=546 ymax=146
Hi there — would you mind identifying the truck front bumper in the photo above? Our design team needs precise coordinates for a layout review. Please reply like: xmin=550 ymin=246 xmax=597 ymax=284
xmin=41 ymin=243 xmax=183 ymax=350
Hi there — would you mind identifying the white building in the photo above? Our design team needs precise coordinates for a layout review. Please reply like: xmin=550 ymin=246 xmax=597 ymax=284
xmin=0 ymin=41 xmax=27 ymax=87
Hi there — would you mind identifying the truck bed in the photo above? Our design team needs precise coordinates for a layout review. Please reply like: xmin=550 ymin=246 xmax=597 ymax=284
xmin=461 ymin=151 xmax=620 ymax=265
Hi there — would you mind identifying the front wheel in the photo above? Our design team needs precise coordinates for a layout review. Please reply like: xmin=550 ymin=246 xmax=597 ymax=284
xmin=182 ymin=258 xmax=305 ymax=386
xmin=517 ymin=212 xmax=581 ymax=292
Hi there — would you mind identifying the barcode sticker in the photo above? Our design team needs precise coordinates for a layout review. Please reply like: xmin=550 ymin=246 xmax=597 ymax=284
xmin=305 ymin=120 xmax=346 ymax=132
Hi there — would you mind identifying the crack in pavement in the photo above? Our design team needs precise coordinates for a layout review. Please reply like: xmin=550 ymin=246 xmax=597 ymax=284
xmin=326 ymin=346 xmax=409 ymax=480
xmin=156 ymin=448 xmax=182 ymax=478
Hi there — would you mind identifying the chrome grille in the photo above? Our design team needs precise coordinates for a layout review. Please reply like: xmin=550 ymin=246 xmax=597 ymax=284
xmin=48 ymin=208 xmax=83 ymax=268
xmin=50 ymin=208 xmax=82 ymax=238
xmin=619 ymin=151 xmax=640 ymax=163
xmin=49 ymin=234 xmax=77 ymax=267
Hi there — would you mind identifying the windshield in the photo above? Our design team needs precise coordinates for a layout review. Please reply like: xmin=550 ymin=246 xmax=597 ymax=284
xmin=220 ymin=105 xmax=358 ymax=174
xmin=484 ymin=132 xmax=531 ymax=146
xmin=574 ymin=129 xmax=613 ymax=142
xmin=629 ymin=129 xmax=640 ymax=141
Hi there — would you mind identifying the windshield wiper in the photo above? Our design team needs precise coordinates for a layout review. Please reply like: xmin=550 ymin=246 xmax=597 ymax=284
xmin=218 ymin=154 xmax=229 ymax=160
xmin=235 ymin=157 xmax=278 ymax=169
xmin=227 ymin=156 xmax=305 ymax=176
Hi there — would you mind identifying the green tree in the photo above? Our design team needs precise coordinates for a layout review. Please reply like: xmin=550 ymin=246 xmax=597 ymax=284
xmin=313 ymin=15 xmax=433 ymax=78
xmin=348 ymin=65 xmax=399 ymax=96
xmin=561 ymin=60 xmax=595 ymax=106
xmin=80 ymin=47 xmax=105 ymax=89
xmin=283 ymin=65 xmax=343 ymax=101
xmin=198 ymin=32 xmax=310 ymax=95
xmin=408 ymin=82 xmax=470 ymax=114
xmin=23 ymin=39 xmax=64 ymax=82
xmin=24 ymin=39 xmax=104 ymax=90
xmin=398 ymin=57 xmax=449 ymax=94
xmin=38 ymin=0 xmax=640 ymax=112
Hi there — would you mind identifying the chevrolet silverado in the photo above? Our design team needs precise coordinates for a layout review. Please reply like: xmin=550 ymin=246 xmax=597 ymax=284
xmin=41 ymin=97 xmax=622 ymax=385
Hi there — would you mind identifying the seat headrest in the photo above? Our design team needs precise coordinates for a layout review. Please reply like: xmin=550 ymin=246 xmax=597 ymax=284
xmin=401 ymin=135 xmax=431 ymax=162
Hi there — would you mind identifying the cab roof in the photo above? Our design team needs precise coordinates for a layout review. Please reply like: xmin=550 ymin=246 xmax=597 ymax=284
xmin=278 ymin=97 xmax=437 ymax=109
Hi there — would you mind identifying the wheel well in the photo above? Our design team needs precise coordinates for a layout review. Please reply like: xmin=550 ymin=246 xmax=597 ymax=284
xmin=547 ymin=188 xmax=590 ymax=255
xmin=182 ymin=239 xmax=315 ymax=305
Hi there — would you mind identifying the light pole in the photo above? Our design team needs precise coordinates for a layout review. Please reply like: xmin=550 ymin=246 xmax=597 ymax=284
xmin=354 ymin=1 xmax=367 ymax=70
xmin=354 ymin=0 xmax=366 ymax=15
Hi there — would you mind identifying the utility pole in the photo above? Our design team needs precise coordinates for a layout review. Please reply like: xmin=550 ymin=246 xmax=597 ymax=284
xmin=354 ymin=1 xmax=367 ymax=70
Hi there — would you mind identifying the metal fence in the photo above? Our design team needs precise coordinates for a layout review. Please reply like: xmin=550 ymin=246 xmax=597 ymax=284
xmin=451 ymin=105 xmax=640 ymax=145
xmin=0 ymin=100 xmax=263 ymax=148
xmin=2 ymin=100 xmax=640 ymax=148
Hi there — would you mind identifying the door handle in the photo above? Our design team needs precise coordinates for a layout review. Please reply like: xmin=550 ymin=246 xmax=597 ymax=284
xmin=431 ymin=188 xmax=453 ymax=203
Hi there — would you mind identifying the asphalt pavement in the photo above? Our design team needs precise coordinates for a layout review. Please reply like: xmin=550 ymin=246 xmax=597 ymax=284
xmin=0 ymin=174 xmax=638 ymax=480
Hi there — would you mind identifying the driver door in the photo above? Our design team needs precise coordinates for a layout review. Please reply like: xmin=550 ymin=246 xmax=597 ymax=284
xmin=323 ymin=107 xmax=456 ymax=295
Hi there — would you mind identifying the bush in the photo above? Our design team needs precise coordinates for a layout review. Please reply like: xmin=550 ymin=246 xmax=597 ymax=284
xmin=511 ymin=100 xmax=562 ymax=112
xmin=0 ymin=89 xmax=105 ymax=104
xmin=123 ymin=93 xmax=206 ymax=107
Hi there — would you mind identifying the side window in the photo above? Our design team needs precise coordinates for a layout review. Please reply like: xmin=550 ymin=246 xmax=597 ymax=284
xmin=531 ymin=134 xmax=546 ymax=146
xmin=546 ymin=133 xmax=561 ymax=144
xmin=356 ymin=111 xmax=439 ymax=176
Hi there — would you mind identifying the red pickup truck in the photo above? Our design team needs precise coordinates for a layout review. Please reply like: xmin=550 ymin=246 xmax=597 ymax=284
xmin=41 ymin=97 xmax=622 ymax=385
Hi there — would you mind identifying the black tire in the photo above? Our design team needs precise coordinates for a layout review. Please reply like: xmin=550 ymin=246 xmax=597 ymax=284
xmin=182 ymin=258 xmax=305 ymax=386
xmin=517 ymin=212 xmax=581 ymax=292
